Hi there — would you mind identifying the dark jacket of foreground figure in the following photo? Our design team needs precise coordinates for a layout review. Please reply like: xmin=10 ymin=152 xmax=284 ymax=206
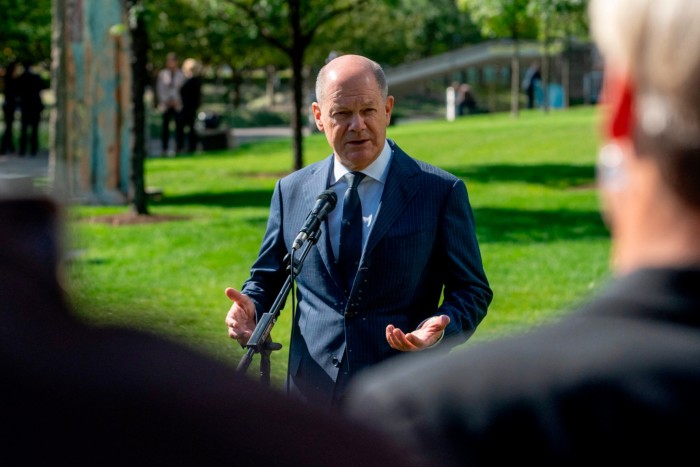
xmin=0 ymin=196 xmax=420 ymax=467
xmin=345 ymin=267 xmax=700 ymax=465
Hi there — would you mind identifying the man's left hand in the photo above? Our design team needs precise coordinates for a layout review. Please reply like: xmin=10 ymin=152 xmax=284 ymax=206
xmin=386 ymin=315 xmax=450 ymax=352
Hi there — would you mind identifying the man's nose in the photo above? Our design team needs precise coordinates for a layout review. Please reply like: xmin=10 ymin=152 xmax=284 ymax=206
xmin=349 ymin=112 xmax=366 ymax=131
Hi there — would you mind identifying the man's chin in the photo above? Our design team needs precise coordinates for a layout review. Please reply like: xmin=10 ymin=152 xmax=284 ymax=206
xmin=340 ymin=148 xmax=379 ymax=168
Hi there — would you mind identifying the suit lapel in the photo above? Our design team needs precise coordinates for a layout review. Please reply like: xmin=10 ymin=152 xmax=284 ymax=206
xmin=302 ymin=156 xmax=335 ymax=275
xmin=304 ymin=146 xmax=420 ymax=285
xmin=364 ymin=142 xmax=420 ymax=257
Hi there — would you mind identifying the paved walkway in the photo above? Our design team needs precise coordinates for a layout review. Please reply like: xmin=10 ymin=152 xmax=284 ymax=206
xmin=0 ymin=152 xmax=50 ymax=178
xmin=233 ymin=126 xmax=305 ymax=143
xmin=1 ymin=127 xmax=298 ymax=180
xmin=149 ymin=126 xmax=302 ymax=156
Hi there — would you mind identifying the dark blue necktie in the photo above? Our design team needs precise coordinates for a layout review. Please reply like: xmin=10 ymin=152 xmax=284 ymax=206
xmin=339 ymin=171 xmax=366 ymax=293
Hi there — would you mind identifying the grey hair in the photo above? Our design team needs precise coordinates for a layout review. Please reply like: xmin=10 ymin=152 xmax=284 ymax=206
xmin=590 ymin=0 xmax=700 ymax=207
xmin=315 ymin=55 xmax=388 ymax=104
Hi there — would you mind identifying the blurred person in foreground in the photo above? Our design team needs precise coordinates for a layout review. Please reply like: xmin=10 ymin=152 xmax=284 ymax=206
xmin=225 ymin=54 xmax=492 ymax=410
xmin=343 ymin=0 xmax=700 ymax=464
xmin=0 ymin=185 xmax=419 ymax=466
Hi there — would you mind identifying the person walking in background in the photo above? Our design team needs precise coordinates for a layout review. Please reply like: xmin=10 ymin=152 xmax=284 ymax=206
xmin=522 ymin=61 xmax=541 ymax=109
xmin=1 ymin=61 xmax=18 ymax=155
xmin=224 ymin=54 xmax=492 ymax=410
xmin=344 ymin=1 xmax=700 ymax=464
xmin=156 ymin=52 xmax=185 ymax=157
xmin=16 ymin=61 xmax=44 ymax=157
xmin=180 ymin=58 xmax=202 ymax=153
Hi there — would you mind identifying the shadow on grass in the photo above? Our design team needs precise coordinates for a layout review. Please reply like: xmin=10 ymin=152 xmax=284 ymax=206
xmin=153 ymin=163 xmax=594 ymax=209
xmin=152 ymin=189 xmax=273 ymax=208
xmin=474 ymin=207 xmax=609 ymax=244
xmin=147 ymin=164 xmax=607 ymax=244
xmin=153 ymin=196 xmax=607 ymax=245
xmin=449 ymin=163 xmax=596 ymax=188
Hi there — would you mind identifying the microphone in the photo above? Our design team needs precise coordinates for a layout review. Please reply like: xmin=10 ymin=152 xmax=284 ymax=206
xmin=292 ymin=189 xmax=338 ymax=251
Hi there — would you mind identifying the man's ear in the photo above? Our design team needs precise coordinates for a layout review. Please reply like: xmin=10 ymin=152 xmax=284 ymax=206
xmin=311 ymin=102 xmax=324 ymax=132
xmin=385 ymin=95 xmax=394 ymax=125
xmin=602 ymin=69 xmax=635 ymax=140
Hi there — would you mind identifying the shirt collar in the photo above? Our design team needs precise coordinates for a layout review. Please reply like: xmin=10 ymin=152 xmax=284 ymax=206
xmin=332 ymin=140 xmax=392 ymax=185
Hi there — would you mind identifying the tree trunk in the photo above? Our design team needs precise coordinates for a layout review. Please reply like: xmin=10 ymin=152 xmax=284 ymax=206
xmin=541 ymin=18 xmax=550 ymax=113
xmin=563 ymin=32 xmax=571 ymax=108
xmin=510 ymin=39 xmax=520 ymax=118
xmin=541 ymin=46 xmax=549 ymax=113
xmin=289 ymin=0 xmax=305 ymax=171
xmin=265 ymin=65 xmax=276 ymax=108
xmin=231 ymin=68 xmax=243 ymax=109
xmin=50 ymin=0 xmax=70 ymax=198
xmin=123 ymin=0 xmax=149 ymax=215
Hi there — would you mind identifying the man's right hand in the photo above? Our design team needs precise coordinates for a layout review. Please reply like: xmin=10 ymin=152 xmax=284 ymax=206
xmin=224 ymin=287 xmax=256 ymax=346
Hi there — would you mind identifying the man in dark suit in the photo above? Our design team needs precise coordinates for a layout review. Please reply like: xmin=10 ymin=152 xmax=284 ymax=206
xmin=343 ymin=1 xmax=700 ymax=464
xmin=0 ymin=193 xmax=421 ymax=466
xmin=225 ymin=54 xmax=493 ymax=409
xmin=16 ymin=61 xmax=44 ymax=157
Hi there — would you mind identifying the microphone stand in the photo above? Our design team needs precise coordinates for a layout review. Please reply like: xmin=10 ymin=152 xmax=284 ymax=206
xmin=236 ymin=229 xmax=319 ymax=386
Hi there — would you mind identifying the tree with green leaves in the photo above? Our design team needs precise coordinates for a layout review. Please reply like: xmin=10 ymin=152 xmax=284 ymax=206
xmin=150 ymin=0 xmax=287 ymax=112
xmin=223 ymin=0 xmax=374 ymax=171
xmin=141 ymin=0 xmax=486 ymax=170
xmin=0 ymin=0 xmax=52 ymax=67
xmin=459 ymin=0 xmax=538 ymax=116
xmin=313 ymin=0 xmax=482 ymax=68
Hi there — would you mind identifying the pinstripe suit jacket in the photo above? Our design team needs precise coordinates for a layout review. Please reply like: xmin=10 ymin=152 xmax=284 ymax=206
xmin=241 ymin=139 xmax=493 ymax=407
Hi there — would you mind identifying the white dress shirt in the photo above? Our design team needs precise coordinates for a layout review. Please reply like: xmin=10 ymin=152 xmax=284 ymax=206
xmin=328 ymin=140 xmax=393 ymax=261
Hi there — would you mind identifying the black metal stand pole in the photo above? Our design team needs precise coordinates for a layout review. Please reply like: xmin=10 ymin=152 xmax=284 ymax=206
xmin=236 ymin=231 xmax=318 ymax=385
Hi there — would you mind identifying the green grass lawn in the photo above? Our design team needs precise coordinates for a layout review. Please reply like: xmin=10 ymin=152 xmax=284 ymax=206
xmin=67 ymin=105 xmax=610 ymax=388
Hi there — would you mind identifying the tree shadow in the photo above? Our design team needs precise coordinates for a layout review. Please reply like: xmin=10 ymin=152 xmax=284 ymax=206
xmin=448 ymin=163 xmax=596 ymax=188
xmin=474 ymin=207 xmax=609 ymax=244
xmin=147 ymin=164 xmax=607 ymax=244
xmin=152 ymin=189 xmax=273 ymax=208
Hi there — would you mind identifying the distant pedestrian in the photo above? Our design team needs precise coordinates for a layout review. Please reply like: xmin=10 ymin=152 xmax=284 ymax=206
xmin=180 ymin=58 xmax=202 ymax=153
xmin=156 ymin=52 xmax=185 ymax=156
xmin=522 ymin=62 xmax=541 ymax=109
xmin=1 ymin=62 xmax=18 ymax=155
xmin=16 ymin=61 xmax=44 ymax=157
xmin=457 ymin=83 xmax=477 ymax=116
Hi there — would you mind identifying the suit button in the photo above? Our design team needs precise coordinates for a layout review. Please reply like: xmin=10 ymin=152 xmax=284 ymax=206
xmin=332 ymin=357 xmax=340 ymax=367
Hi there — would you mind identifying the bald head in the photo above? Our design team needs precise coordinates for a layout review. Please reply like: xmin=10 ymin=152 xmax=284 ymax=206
xmin=315 ymin=55 xmax=388 ymax=105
